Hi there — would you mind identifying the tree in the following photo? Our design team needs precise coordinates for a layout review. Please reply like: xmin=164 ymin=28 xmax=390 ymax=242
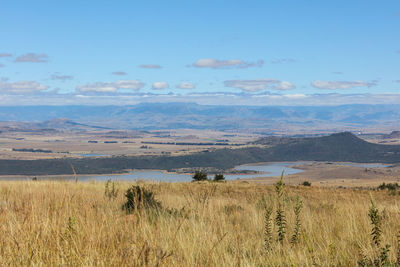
xmin=213 ymin=174 xmax=225 ymax=182
xmin=192 ymin=170 xmax=208 ymax=181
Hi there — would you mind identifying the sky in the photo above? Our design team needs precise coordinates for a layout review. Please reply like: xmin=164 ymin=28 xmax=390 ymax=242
xmin=0 ymin=0 xmax=399 ymax=106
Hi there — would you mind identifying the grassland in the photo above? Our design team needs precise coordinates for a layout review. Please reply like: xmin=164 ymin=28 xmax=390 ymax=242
xmin=1 ymin=180 xmax=399 ymax=266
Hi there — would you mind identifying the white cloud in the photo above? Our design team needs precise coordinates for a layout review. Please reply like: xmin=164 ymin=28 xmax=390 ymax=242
xmin=224 ymin=79 xmax=295 ymax=92
xmin=0 ymin=53 xmax=12 ymax=58
xmin=283 ymin=94 xmax=306 ymax=99
xmin=311 ymin=80 xmax=376 ymax=90
xmin=0 ymin=81 xmax=49 ymax=94
xmin=274 ymin=81 xmax=296 ymax=90
xmin=177 ymin=82 xmax=195 ymax=89
xmin=114 ymin=80 xmax=144 ymax=89
xmin=152 ymin=82 xmax=169 ymax=90
xmin=15 ymin=53 xmax=48 ymax=63
xmin=77 ymin=82 xmax=116 ymax=93
xmin=51 ymin=74 xmax=73 ymax=81
xmin=192 ymin=58 xmax=263 ymax=69
xmin=140 ymin=64 xmax=162 ymax=69
xmin=76 ymin=80 xmax=145 ymax=93
xmin=0 ymin=64 xmax=4 ymax=68
xmin=112 ymin=71 xmax=127 ymax=76
xmin=271 ymin=58 xmax=296 ymax=64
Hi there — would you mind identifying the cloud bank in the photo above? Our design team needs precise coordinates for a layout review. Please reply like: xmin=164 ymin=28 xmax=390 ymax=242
xmin=1 ymin=92 xmax=400 ymax=106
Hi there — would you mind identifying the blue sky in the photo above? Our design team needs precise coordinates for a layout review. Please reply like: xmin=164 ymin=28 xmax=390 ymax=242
xmin=0 ymin=0 xmax=399 ymax=105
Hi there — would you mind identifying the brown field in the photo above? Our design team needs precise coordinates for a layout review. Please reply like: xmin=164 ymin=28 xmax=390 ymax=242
xmin=0 ymin=129 xmax=258 ymax=160
xmin=248 ymin=162 xmax=400 ymax=188
xmin=0 ymin=180 xmax=400 ymax=266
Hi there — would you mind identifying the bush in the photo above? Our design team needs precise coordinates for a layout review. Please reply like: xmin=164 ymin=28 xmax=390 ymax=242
xmin=301 ymin=181 xmax=311 ymax=186
xmin=192 ymin=170 xmax=208 ymax=181
xmin=104 ymin=179 xmax=118 ymax=200
xmin=122 ymin=185 xmax=161 ymax=213
xmin=377 ymin=182 xmax=400 ymax=191
xmin=213 ymin=174 xmax=225 ymax=182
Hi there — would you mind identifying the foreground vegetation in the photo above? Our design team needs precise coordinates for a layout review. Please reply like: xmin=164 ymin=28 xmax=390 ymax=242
xmin=0 ymin=179 xmax=400 ymax=266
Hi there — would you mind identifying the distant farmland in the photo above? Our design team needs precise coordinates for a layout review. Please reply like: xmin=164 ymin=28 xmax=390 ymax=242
xmin=0 ymin=132 xmax=400 ymax=176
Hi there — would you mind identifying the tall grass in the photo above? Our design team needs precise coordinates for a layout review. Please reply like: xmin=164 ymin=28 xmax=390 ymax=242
xmin=0 ymin=180 xmax=399 ymax=265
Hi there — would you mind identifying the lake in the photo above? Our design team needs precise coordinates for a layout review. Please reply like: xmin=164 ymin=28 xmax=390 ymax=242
xmin=0 ymin=162 xmax=391 ymax=182
xmin=76 ymin=161 xmax=390 ymax=182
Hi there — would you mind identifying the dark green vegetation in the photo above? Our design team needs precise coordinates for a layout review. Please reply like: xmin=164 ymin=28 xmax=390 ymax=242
xmin=192 ymin=171 xmax=208 ymax=181
xmin=122 ymin=185 xmax=162 ymax=212
xmin=301 ymin=181 xmax=312 ymax=186
xmin=213 ymin=174 xmax=225 ymax=182
xmin=377 ymin=183 xmax=400 ymax=191
xmin=191 ymin=171 xmax=225 ymax=182
xmin=357 ymin=197 xmax=397 ymax=266
xmin=1 ymin=132 xmax=400 ymax=175
xmin=12 ymin=148 xmax=53 ymax=153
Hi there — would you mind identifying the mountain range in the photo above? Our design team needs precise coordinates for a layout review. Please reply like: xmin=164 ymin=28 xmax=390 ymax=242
xmin=0 ymin=103 xmax=399 ymax=132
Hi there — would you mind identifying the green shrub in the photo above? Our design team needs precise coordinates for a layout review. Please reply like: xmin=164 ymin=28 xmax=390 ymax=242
xmin=377 ymin=182 xmax=400 ymax=191
xmin=122 ymin=185 xmax=161 ymax=213
xmin=192 ymin=170 xmax=208 ymax=181
xmin=275 ymin=172 xmax=286 ymax=243
xmin=301 ymin=181 xmax=311 ymax=186
xmin=213 ymin=174 xmax=225 ymax=182
xmin=291 ymin=196 xmax=303 ymax=244
xmin=359 ymin=196 xmax=393 ymax=266
xmin=104 ymin=179 xmax=118 ymax=200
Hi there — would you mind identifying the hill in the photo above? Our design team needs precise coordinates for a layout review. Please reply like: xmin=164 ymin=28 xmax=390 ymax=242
xmin=385 ymin=131 xmax=400 ymax=139
xmin=0 ymin=118 xmax=108 ymax=133
xmin=265 ymin=132 xmax=400 ymax=162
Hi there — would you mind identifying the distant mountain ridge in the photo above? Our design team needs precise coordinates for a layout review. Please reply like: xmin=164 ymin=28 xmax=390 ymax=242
xmin=0 ymin=103 xmax=399 ymax=131
xmin=36 ymin=118 xmax=109 ymax=130
xmin=0 ymin=118 xmax=108 ymax=132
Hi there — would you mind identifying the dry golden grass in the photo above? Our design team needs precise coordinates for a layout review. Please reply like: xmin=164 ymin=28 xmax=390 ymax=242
xmin=0 ymin=180 xmax=399 ymax=266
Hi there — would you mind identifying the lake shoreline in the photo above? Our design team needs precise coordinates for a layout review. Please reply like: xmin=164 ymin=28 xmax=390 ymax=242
xmin=0 ymin=161 xmax=392 ymax=182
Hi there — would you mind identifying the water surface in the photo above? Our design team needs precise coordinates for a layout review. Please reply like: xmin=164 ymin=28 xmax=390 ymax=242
xmin=0 ymin=161 xmax=392 ymax=182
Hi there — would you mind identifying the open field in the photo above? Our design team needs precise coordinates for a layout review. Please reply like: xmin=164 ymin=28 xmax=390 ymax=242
xmin=247 ymin=162 xmax=400 ymax=188
xmin=0 ymin=128 xmax=256 ymax=160
xmin=1 ymin=180 xmax=400 ymax=266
